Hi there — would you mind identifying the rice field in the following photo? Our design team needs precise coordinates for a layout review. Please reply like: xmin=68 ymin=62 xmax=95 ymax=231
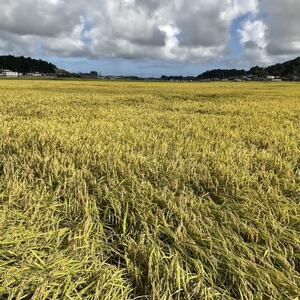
xmin=0 ymin=80 xmax=299 ymax=299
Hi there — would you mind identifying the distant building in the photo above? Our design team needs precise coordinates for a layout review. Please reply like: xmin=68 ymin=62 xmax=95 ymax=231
xmin=0 ymin=69 xmax=19 ymax=77
xmin=44 ymin=73 xmax=57 ymax=78
xmin=267 ymin=75 xmax=276 ymax=80
xmin=26 ymin=72 xmax=42 ymax=77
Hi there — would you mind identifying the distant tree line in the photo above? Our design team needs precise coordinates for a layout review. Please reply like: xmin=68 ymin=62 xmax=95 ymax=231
xmin=161 ymin=57 xmax=300 ymax=81
xmin=2 ymin=54 xmax=300 ymax=81
xmin=0 ymin=55 xmax=57 ymax=73
xmin=264 ymin=57 xmax=300 ymax=77
xmin=198 ymin=69 xmax=246 ymax=80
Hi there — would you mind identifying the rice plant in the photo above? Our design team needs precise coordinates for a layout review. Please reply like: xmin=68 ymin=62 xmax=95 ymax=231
xmin=0 ymin=80 xmax=299 ymax=299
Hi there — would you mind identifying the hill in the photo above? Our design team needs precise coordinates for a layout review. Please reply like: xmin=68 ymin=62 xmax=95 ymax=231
xmin=265 ymin=57 xmax=300 ymax=77
xmin=161 ymin=57 xmax=300 ymax=81
xmin=197 ymin=57 xmax=300 ymax=80
xmin=0 ymin=55 xmax=57 ymax=74
xmin=198 ymin=69 xmax=247 ymax=80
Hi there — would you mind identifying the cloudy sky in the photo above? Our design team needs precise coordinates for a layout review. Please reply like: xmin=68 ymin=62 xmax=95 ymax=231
xmin=0 ymin=0 xmax=300 ymax=76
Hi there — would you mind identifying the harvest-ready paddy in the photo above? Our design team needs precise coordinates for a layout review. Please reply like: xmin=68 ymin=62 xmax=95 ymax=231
xmin=0 ymin=80 xmax=299 ymax=299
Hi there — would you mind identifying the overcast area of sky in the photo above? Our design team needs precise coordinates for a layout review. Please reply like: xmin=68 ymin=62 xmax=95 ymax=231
xmin=0 ymin=0 xmax=299 ymax=76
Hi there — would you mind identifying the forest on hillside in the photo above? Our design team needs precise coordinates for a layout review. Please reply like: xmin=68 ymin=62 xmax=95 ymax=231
xmin=0 ymin=55 xmax=57 ymax=73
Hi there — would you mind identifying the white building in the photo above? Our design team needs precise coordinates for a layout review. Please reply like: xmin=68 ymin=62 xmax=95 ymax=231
xmin=27 ymin=72 xmax=42 ymax=77
xmin=0 ymin=70 xmax=19 ymax=77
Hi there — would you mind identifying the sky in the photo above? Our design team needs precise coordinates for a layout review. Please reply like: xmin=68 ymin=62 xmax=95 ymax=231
xmin=0 ymin=0 xmax=300 ymax=76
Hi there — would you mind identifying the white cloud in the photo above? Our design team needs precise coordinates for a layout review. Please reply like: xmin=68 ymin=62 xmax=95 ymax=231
xmin=237 ymin=0 xmax=300 ymax=65
xmin=0 ymin=0 xmax=258 ymax=62
xmin=238 ymin=19 xmax=270 ymax=65
xmin=0 ymin=0 xmax=299 ymax=65
xmin=42 ymin=17 xmax=86 ymax=57
xmin=239 ymin=20 xmax=267 ymax=49
xmin=260 ymin=0 xmax=300 ymax=56
xmin=220 ymin=0 xmax=258 ymax=23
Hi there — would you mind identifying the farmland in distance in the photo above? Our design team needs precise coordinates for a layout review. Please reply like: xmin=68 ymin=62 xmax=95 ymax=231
xmin=0 ymin=80 xmax=299 ymax=299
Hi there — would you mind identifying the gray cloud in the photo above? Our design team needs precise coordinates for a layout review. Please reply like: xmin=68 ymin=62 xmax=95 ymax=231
xmin=261 ymin=0 xmax=300 ymax=56
xmin=0 ymin=1 xmax=83 ymax=37
xmin=238 ymin=0 xmax=300 ymax=65
xmin=0 ymin=0 xmax=299 ymax=64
